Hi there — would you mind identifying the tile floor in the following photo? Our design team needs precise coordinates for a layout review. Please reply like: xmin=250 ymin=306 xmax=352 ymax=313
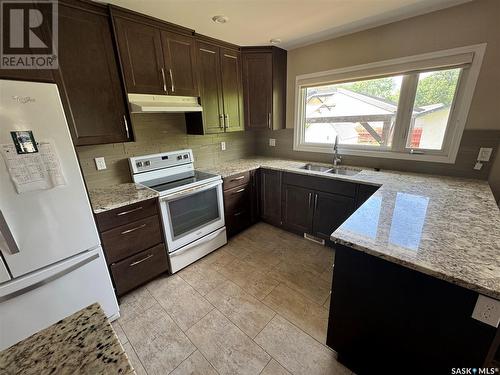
xmin=112 ymin=222 xmax=352 ymax=375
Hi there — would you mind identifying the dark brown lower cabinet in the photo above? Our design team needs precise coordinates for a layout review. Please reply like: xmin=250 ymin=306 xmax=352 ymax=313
xmin=312 ymin=191 xmax=355 ymax=240
xmin=223 ymin=169 xmax=259 ymax=237
xmin=282 ymin=184 xmax=314 ymax=234
xmin=328 ymin=244 xmax=498 ymax=374
xmin=95 ymin=198 xmax=168 ymax=296
xmin=260 ymin=169 xmax=282 ymax=226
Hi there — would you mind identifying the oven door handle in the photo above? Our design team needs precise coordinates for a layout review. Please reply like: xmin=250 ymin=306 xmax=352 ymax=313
xmin=169 ymin=227 xmax=226 ymax=257
xmin=160 ymin=180 xmax=222 ymax=202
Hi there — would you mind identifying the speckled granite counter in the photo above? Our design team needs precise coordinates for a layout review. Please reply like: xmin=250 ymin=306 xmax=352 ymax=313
xmin=88 ymin=182 xmax=158 ymax=214
xmin=0 ymin=303 xmax=133 ymax=375
xmin=202 ymin=157 xmax=500 ymax=300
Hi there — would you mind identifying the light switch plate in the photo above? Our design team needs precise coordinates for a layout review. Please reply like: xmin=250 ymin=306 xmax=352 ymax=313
xmin=221 ymin=141 xmax=226 ymax=151
xmin=95 ymin=157 xmax=107 ymax=171
xmin=471 ymin=295 xmax=500 ymax=327
xmin=269 ymin=138 xmax=276 ymax=147
xmin=477 ymin=147 xmax=493 ymax=162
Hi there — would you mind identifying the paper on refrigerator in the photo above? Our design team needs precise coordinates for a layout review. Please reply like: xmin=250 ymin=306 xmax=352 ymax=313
xmin=0 ymin=142 xmax=67 ymax=193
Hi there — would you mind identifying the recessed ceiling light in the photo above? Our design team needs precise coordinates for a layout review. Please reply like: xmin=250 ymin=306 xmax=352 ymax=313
xmin=212 ymin=15 xmax=229 ymax=24
xmin=270 ymin=38 xmax=282 ymax=45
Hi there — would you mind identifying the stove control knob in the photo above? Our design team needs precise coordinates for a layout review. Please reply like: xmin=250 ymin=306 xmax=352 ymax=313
xmin=144 ymin=160 xmax=151 ymax=166
xmin=177 ymin=155 xmax=182 ymax=160
xmin=136 ymin=161 xmax=143 ymax=167
xmin=183 ymin=154 xmax=189 ymax=159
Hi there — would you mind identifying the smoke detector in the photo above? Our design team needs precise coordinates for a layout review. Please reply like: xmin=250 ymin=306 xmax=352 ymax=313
xmin=212 ymin=15 xmax=229 ymax=24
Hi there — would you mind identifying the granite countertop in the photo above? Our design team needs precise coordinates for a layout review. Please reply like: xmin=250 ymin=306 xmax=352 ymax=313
xmin=88 ymin=182 xmax=158 ymax=214
xmin=0 ymin=303 xmax=133 ymax=375
xmin=202 ymin=157 xmax=500 ymax=300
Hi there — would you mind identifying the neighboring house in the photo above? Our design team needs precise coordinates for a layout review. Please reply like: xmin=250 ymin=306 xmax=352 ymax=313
xmin=305 ymin=87 xmax=447 ymax=149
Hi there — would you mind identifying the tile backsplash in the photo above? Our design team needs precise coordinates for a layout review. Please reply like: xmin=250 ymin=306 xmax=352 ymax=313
xmin=76 ymin=113 xmax=255 ymax=189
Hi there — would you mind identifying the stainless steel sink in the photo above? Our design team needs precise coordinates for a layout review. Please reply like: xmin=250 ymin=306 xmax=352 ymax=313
xmin=300 ymin=163 xmax=333 ymax=172
xmin=328 ymin=168 xmax=360 ymax=176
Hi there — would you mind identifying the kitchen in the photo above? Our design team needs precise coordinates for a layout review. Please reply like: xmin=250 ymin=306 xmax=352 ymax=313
xmin=0 ymin=0 xmax=499 ymax=374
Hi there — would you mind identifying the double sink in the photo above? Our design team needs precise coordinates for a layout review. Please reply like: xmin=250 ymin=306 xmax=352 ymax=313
xmin=300 ymin=163 xmax=360 ymax=176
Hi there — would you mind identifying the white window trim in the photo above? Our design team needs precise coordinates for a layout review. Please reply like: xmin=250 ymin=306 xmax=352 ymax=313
xmin=293 ymin=43 xmax=487 ymax=164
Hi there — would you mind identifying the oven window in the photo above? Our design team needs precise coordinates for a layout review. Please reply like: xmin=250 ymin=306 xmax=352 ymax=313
xmin=168 ymin=187 xmax=220 ymax=238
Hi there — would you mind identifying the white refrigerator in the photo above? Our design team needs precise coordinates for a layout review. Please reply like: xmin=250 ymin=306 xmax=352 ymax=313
xmin=0 ymin=79 xmax=119 ymax=350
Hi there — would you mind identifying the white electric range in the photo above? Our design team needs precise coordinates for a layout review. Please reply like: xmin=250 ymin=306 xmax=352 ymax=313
xmin=129 ymin=149 xmax=227 ymax=273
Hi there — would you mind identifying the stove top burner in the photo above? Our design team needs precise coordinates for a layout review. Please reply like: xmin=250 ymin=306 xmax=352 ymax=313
xmin=142 ymin=170 xmax=219 ymax=193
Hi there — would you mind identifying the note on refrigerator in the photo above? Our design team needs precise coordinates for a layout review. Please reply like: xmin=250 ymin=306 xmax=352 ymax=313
xmin=0 ymin=142 xmax=67 ymax=194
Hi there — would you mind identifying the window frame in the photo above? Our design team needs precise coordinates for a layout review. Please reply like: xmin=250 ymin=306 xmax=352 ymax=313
xmin=293 ymin=44 xmax=486 ymax=164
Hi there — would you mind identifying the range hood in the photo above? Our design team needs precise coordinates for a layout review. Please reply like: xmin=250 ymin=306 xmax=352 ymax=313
xmin=128 ymin=94 xmax=202 ymax=113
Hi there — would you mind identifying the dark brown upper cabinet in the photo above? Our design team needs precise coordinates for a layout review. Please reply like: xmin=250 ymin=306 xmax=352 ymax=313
xmin=242 ymin=46 xmax=287 ymax=130
xmin=111 ymin=7 xmax=197 ymax=96
xmin=188 ymin=38 xmax=243 ymax=134
xmin=56 ymin=0 xmax=131 ymax=146
xmin=161 ymin=31 xmax=198 ymax=96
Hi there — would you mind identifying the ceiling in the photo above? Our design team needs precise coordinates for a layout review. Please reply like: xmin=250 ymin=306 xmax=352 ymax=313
xmin=104 ymin=0 xmax=471 ymax=50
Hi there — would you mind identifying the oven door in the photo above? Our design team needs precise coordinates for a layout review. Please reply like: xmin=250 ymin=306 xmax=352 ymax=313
xmin=159 ymin=180 xmax=225 ymax=252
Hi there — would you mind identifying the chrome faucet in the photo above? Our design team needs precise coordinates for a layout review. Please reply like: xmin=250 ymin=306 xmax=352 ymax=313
xmin=333 ymin=135 xmax=342 ymax=167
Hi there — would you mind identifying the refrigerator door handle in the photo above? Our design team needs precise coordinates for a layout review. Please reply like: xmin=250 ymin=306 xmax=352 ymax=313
xmin=0 ymin=210 xmax=19 ymax=254
xmin=0 ymin=252 xmax=99 ymax=303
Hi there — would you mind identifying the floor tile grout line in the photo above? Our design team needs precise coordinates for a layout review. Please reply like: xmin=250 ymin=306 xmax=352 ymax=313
xmin=127 ymin=339 xmax=150 ymax=375
xmin=257 ymin=356 xmax=273 ymax=375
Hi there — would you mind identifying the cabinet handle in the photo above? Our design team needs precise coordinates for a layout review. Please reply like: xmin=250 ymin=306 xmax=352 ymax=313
xmin=123 ymin=115 xmax=129 ymax=139
xmin=231 ymin=176 xmax=245 ymax=181
xmin=169 ymin=68 xmax=175 ymax=93
xmin=314 ymin=194 xmax=318 ymax=210
xmin=120 ymin=223 xmax=147 ymax=235
xmin=219 ymin=114 xmax=224 ymax=128
xmin=224 ymin=114 xmax=229 ymax=128
xmin=268 ymin=112 xmax=271 ymax=129
xmin=129 ymin=253 xmax=154 ymax=267
xmin=234 ymin=211 xmax=245 ymax=216
xmin=161 ymin=68 xmax=167 ymax=92
xmin=0 ymin=209 xmax=19 ymax=254
xmin=233 ymin=188 xmax=246 ymax=194
xmin=116 ymin=206 xmax=143 ymax=216
xmin=308 ymin=192 xmax=312 ymax=208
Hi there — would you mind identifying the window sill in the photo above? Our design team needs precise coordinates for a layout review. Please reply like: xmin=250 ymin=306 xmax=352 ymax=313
xmin=293 ymin=143 xmax=457 ymax=164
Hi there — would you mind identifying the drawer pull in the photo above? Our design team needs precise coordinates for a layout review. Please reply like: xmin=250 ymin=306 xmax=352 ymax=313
xmin=231 ymin=176 xmax=245 ymax=181
xmin=121 ymin=223 xmax=147 ymax=235
xmin=234 ymin=211 xmax=245 ymax=216
xmin=129 ymin=253 xmax=154 ymax=267
xmin=116 ymin=206 xmax=143 ymax=216
xmin=233 ymin=188 xmax=246 ymax=194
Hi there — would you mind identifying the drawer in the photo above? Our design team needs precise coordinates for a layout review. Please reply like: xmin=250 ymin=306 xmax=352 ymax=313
xmin=223 ymin=183 xmax=250 ymax=215
xmin=95 ymin=198 xmax=158 ymax=232
xmin=225 ymin=209 xmax=251 ymax=237
xmin=283 ymin=172 xmax=357 ymax=197
xmin=101 ymin=215 xmax=162 ymax=264
xmin=110 ymin=243 xmax=168 ymax=296
xmin=223 ymin=171 xmax=250 ymax=191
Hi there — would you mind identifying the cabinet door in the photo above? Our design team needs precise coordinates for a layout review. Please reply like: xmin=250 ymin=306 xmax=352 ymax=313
xmin=161 ymin=31 xmax=198 ymax=96
xmin=312 ymin=191 xmax=355 ymax=240
xmin=260 ymin=169 xmax=282 ymax=226
xmin=220 ymin=48 xmax=244 ymax=132
xmin=355 ymin=184 xmax=379 ymax=208
xmin=113 ymin=17 xmax=166 ymax=94
xmin=250 ymin=169 xmax=260 ymax=224
xmin=196 ymin=42 xmax=224 ymax=133
xmin=58 ymin=3 xmax=130 ymax=145
xmin=242 ymin=52 xmax=272 ymax=129
xmin=282 ymin=184 xmax=314 ymax=234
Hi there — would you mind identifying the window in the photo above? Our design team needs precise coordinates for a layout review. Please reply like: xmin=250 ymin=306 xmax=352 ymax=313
xmin=294 ymin=44 xmax=486 ymax=163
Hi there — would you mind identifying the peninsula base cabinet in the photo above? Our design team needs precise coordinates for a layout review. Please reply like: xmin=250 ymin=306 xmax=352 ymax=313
xmin=328 ymin=244 xmax=499 ymax=374
xmin=94 ymin=198 xmax=168 ymax=296
xmin=260 ymin=169 xmax=282 ymax=227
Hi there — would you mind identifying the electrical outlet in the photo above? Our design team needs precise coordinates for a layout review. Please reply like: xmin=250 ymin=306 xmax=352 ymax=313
xmin=471 ymin=295 xmax=500 ymax=327
xmin=269 ymin=138 xmax=276 ymax=147
xmin=477 ymin=147 xmax=493 ymax=162
xmin=473 ymin=162 xmax=483 ymax=170
xmin=94 ymin=157 xmax=107 ymax=171
xmin=221 ymin=141 xmax=226 ymax=151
